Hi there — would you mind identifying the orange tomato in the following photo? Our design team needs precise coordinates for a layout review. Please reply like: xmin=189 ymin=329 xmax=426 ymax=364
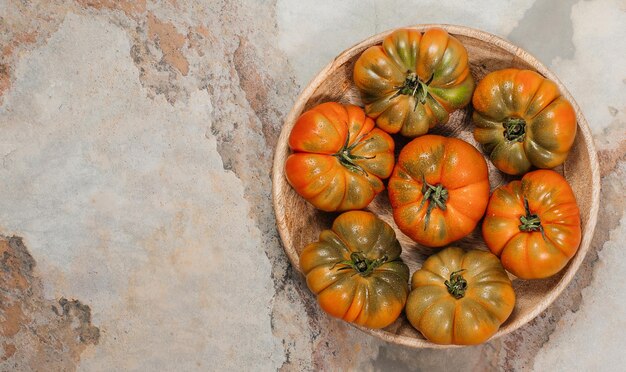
xmin=473 ymin=69 xmax=577 ymax=175
xmin=388 ymin=135 xmax=490 ymax=247
xmin=300 ymin=211 xmax=410 ymax=329
xmin=405 ymin=247 xmax=515 ymax=345
xmin=285 ymin=102 xmax=395 ymax=211
xmin=482 ymin=170 xmax=581 ymax=279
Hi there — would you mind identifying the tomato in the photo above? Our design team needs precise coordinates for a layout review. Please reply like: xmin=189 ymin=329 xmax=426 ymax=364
xmin=285 ymin=102 xmax=395 ymax=211
xmin=353 ymin=28 xmax=474 ymax=137
xmin=388 ymin=135 xmax=490 ymax=247
xmin=472 ymin=69 xmax=577 ymax=175
xmin=482 ymin=169 xmax=581 ymax=279
xmin=300 ymin=211 xmax=410 ymax=329
xmin=405 ymin=247 xmax=515 ymax=345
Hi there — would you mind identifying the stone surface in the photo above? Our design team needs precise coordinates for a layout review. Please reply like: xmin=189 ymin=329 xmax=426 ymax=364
xmin=0 ymin=0 xmax=624 ymax=371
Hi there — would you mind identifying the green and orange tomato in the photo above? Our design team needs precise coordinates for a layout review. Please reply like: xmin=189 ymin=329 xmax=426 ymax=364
xmin=405 ymin=247 xmax=515 ymax=345
xmin=388 ymin=135 xmax=490 ymax=247
xmin=473 ymin=69 xmax=577 ymax=175
xmin=482 ymin=170 xmax=581 ymax=279
xmin=354 ymin=28 xmax=474 ymax=137
xmin=300 ymin=211 xmax=410 ymax=329
xmin=285 ymin=102 xmax=395 ymax=212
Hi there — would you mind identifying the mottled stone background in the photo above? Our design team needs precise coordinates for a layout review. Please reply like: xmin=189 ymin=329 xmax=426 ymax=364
xmin=0 ymin=0 xmax=624 ymax=371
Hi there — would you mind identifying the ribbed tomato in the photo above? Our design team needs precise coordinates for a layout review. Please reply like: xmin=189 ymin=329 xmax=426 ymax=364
xmin=405 ymin=247 xmax=515 ymax=345
xmin=473 ymin=69 xmax=577 ymax=175
xmin=388 ymin=135 xmax=490 ymax=247
xmin=353 ymin=28 xmax=474 ymax=137
xmin=285 ymin=102 xmax=395 ymax=211
xmin=300 ymin=211 xmax=410 ymax=329
xmin=482 ymin=170 xmax=581 ymax=279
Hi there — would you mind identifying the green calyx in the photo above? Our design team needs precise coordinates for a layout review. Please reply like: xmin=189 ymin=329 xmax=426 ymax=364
xmin=418 ymin=174 xmax=449 ymax=230
xmin=519 ymin=198 xmax=546 ymax=239
xmin=394 ymin=72 xmax=434 ymax=110
xmin=503 ymin=117 xmax=527 ymax=142
xmin=334 ymin=252 xmax=388 ymax=277
xmin=333 ymin=133 xmax=375 ymax=176
xmin=445 ymin=269 xmax=467 ymax=299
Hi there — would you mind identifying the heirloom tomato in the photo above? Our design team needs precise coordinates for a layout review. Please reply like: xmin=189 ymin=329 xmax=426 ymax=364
xmin=482 ymin=170 xmax=581 ymax=279
xmin=300 ymin=211 xmax=410 ymax=329
xmin=473 ymin=69 xmax=577 ymax=175
xmin=285 ymin=102 xmax=394 ymax=211
xmin=388 ymin=135 xmax=490 ymax=247
xmin=353 ymin=28 xmax=474 ymax=137
xmin=405 ymin=247 xmax=515 ymax=345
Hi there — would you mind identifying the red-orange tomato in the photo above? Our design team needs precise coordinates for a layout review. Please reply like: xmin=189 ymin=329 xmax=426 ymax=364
xmin=482 ymin=170 xmax=581 ymax=279
xmin=285 ymin=102 xmax=395 ymax=211
xmin=388 ymin=135 xmax=490 ymax=247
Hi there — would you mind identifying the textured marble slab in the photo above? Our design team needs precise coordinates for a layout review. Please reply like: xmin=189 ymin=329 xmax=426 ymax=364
xmin=0 ymin=0 xmax=624 ymax=370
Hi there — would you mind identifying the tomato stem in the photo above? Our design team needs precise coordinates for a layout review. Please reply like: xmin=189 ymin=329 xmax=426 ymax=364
xmin=503 ymin=117 xmax=526 ymax=142
xmin=395 ymin=72 xmax=434 ymax=110
xmin=418 ymin=174 xmax=448 ymax=230
xmin=519 ymin=198 xmax=546 ymax=239
xmin=333 ymin=133 xmax=376 ymax=176
xmin=333 ymin=252 xmax=388 ymax=277
xmin=445 ymin=269 xmax=467 ymax=299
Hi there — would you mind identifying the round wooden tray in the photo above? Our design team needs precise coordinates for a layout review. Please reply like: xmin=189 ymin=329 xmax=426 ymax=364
xmin=272 ymin=24 xmax=600 ymax=348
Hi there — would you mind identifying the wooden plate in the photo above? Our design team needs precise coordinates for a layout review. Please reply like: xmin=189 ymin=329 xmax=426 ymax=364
xmin=272 ymin=24 xmax=600 ymax=348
